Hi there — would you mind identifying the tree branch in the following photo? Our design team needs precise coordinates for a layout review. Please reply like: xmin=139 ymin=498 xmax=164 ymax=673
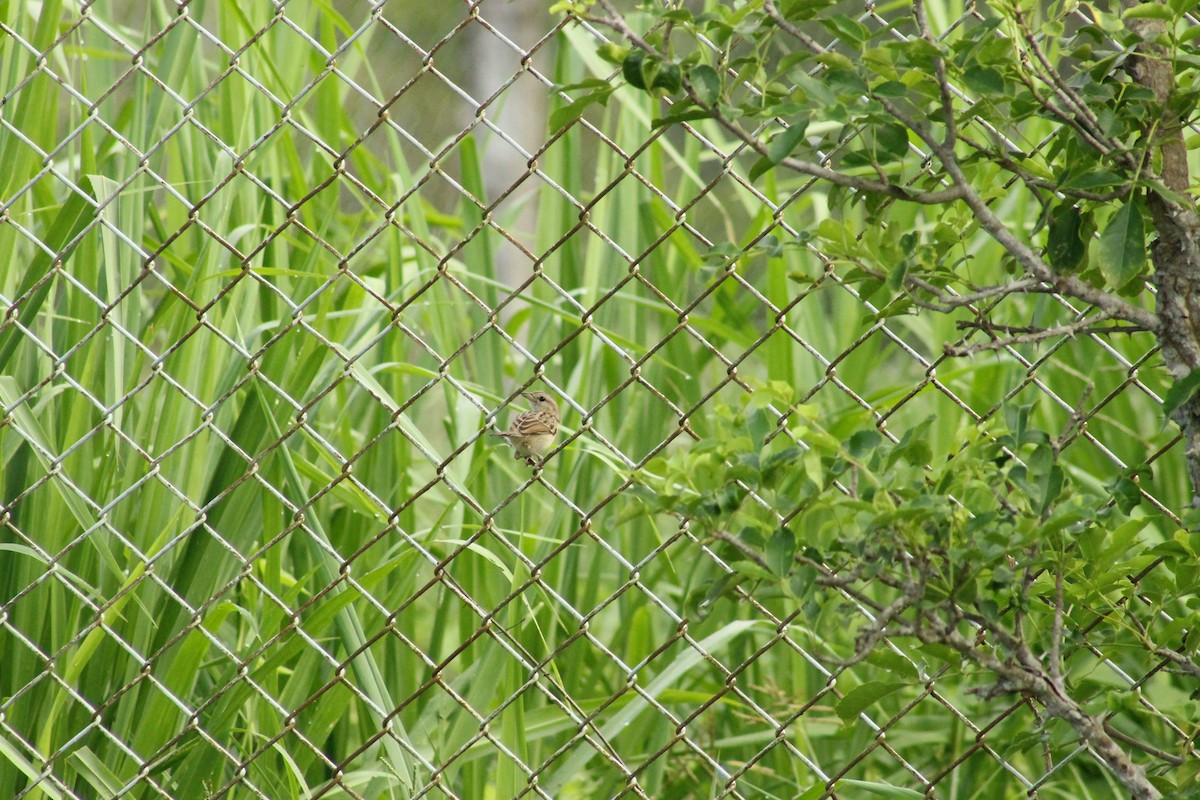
xmin=902 ymin=276 xmax=1045 ymax=313
xmin=1153 ymin=646 xmax=1200 ymax=680
xmin=944 ymin=314 xmax=1150 ymax=355
xmin=1050 ymin=568 xmax=1064 ymax=685
xmin=762 ymin=0 xmax=825 ymax=56
xmin=1103 ymin=721 xmax=1186 ymax=767
xmin=905 ymin=621 xmax=1163 ymax=800
xmin=839 ymin=580 xmax=924 ymax=668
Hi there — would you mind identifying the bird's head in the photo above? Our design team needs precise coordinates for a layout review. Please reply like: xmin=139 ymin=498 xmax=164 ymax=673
xmin=521 ymin=391 xmax=558 ymax=414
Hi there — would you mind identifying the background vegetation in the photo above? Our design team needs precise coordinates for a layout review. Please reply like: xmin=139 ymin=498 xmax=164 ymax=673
xmin=0 ymin=0 xmax=1195 ymax=798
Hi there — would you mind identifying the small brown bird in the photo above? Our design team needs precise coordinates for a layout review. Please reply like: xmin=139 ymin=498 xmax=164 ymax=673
xmin=493 ymin=391 xmax=560 ymax=466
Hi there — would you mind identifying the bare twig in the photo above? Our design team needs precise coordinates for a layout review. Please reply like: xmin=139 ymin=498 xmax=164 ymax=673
xmin=847 ymin=259 xmax=1056 ymax=315
xmin=1128 ymin=611 xmax=1200 ymax=682
xmin=591 ymin=0 xmax=657 ymax=54
xmin=912 ymin=0 xmax=956 ymax=149
xmin=839 ymin=579 xmax=924 ymax=668
xmin=955 ymin=320 xmax=1146 ymax=337
xmin=762 ymin=0 xmax=826 ymax=56
xmin=709 ymin=528 xmax=771 ymax=571
xmin=774 ymin=152 xmax=968 ymax=204
xmin=1102 ymin=721 xmax=1186 ymax=767
xmin=1050 ymin=569 xmax=1064 ymax=685
xmin=944 ymin=313 xmax=1148 ymax=355
xmin=1153 ymin=646 xmax=1200 ymax=679
xmin=798 ymin=555 xmax=866 ymax=588
xmin=905 ymin=277 xmax=1044 ymax=313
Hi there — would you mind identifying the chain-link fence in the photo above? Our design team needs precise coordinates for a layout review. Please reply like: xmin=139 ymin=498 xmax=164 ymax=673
xmin=0 ymin=1 xmax=1194 ymax=798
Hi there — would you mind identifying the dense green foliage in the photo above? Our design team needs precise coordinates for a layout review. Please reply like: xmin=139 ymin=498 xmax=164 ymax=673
xmin=635 ymin=387 xmax=1199 ymax=794
xmin=562 ymin=0 xmax=1200 ymax=797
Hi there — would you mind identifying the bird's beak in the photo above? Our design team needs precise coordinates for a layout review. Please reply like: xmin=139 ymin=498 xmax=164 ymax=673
xmin=520 ymin=392 xmax=537 ymax=401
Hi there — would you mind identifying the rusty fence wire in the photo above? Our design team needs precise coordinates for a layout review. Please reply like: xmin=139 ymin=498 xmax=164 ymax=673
xmin=0 ymin=1 xmax=1195 ymax=799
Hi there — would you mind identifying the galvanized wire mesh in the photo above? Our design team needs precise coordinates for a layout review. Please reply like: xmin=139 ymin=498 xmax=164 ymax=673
xmin=0 ymin=1 xmax=1194 ymax=799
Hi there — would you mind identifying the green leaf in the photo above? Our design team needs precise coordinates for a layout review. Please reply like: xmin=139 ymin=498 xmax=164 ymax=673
xmin=548 ymin=87 xmax=613 ymax=132
xmin=652 ymin=103 xmax=714 ymax=128
xmin=892 ymin=417 xmax=934 ymax=467
xmin=1162 ymin=368 xmax=1200 ymax=419
xmin=865 ymin=649 xmax=920 ymax=681
xmin=766 ymin=526 xmax=797 ymax=576
xmin=871 ymin=80 xmax=910 ymax=97
xmin=0 ymin=731 xmax=63 ymax=798
xmin=1038 ymin=465 xmax=1065 ymax=516
xmin=962 ymin=65 xmax=1005 ymax=95
xmin=836 ymin=681 xmax=907 ymax=722
xmin=622 ymin=50 xmax=682 ymax=95
xmin=597 ymin=42 xmax=629 ymax=65
xmin=841 ymin=150 xmax=875 ymax=169
xmin=0 ymin=176 xmax=97 ymax=371
xmin=746 ymin=406 xmax=772 ymax=450
xmin=544 ymin=621 xmax=768 ymax=794
xmin=1046 ymin=202 xmax=1088 ymax=272
xmin=825 ymin=66 xmax=868 ymax=96
xmin=1095 ymin=200 xmax=1146 ymax=290
xmin=652 ymin=62 xmax=683 ymax=94
xmin=887 ymin=257 xmax=908 ymax=290
xmin=623 ymin=49 xmax=648 ymax=89
xmin=821 ymin=14 xmax=870 ymax=49
xmin=70 ymin=746 xmax=124 ymax=797
xmin=0 ymin=377 xmax=101 ymax=543
xmin=1110 ymin=475 xmax=1143 ymax=513
xmin=1122 ymin=2 xmax=1175 ymax=20
xmin=867 ymin=122 xmax=910 ymax=164
xmin=893 ymin=37 xmax=945 ymax=71
xmin=748 ymin=155 xmax=775 ymax=182
xmin=847 ymin=429 xmax=882 ymax=457
xmin=780 ymin=0 xmax=840 ymax=21
xmin=917 ymin=642 xmax=961 ymax=666
xmin=660 ymin=8 xmax=693 ymax=23
xmin=1058 ymin=170 xmax=1125 ymax=192
xmin=789 ymin=563 xmax=818 ymax=597
xmin=767 ymin=120 xmax=809 ymax=164
xmin=689 ymin=64 xmax=720 ymax=105
xmin=731 ymin=559 xmax=777 ymax=581
xmin=552 ymin=78 xmax=612 ymax=93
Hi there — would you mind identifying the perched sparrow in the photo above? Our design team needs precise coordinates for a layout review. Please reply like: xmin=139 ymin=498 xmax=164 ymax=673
xmin=493 ymin=391 xmax=560 ymax=466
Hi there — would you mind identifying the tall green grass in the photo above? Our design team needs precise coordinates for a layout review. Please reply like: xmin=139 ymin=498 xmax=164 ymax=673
xmin=0 ymin=1 xmax=1185 ymax=799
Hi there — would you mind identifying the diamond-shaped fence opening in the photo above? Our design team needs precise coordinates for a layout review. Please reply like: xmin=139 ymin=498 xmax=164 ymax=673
xmin=2 ymin=1 xmax=1198 ymax=799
